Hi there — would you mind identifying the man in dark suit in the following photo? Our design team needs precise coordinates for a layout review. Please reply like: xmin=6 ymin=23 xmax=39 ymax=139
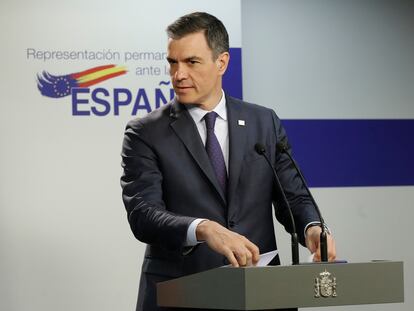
xmin=121 ymin=12 xmax=336 ymax=311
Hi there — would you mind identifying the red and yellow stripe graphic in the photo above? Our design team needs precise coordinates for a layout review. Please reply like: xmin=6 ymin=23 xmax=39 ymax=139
xmin=71 ymin=64 xmax=127 ymax=87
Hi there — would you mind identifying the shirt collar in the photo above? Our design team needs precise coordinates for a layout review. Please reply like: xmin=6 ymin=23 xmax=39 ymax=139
xmin=186 ymin=90 xmax=227 ymax=123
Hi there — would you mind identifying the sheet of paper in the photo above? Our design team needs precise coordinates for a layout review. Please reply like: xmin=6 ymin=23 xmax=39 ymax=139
xmin=256 ymin=250 xmax=278 ymax=267
xmin=220 ymin=250 xmax=278 ymax=267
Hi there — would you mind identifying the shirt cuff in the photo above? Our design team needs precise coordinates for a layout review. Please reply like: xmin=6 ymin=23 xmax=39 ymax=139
xmin=304 ymin=221 xmax=331 ymax=238
xmin=185 ymin=218 xmax=208 ymax=246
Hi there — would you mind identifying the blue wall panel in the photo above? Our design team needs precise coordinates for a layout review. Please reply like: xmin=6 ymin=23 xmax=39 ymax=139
xmin=282 ymin=119 xmax=414 ymax=187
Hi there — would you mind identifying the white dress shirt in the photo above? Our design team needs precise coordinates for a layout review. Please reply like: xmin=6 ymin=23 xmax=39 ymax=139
xmin=186 ymin=90 xmax=229 ymax=171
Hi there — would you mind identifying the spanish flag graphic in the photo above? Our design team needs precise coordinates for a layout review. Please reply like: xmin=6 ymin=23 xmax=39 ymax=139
xmin=37 ymin=64 xmax=127 ymax=98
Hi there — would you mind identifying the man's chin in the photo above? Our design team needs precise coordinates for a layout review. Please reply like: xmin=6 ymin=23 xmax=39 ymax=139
xmin=176 ymin=95 xmax=199 ymax=105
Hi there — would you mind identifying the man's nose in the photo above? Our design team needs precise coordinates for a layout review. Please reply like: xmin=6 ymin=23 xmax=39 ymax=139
xmin=174 ymin=65 xmax=188 ymax=81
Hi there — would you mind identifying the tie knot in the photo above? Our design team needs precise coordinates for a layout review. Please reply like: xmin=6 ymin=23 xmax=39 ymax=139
xmin=204 ymin=112 xmax=218 ymax=130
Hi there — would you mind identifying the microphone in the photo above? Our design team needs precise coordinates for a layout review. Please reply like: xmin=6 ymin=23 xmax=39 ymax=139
xmin=276 ymin=141 xmax=328 ymax=262
xmin=255 ymin=143 xmax=299 ymax=265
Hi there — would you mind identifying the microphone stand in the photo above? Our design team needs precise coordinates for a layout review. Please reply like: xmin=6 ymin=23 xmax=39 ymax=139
xmin=277 ymin=142 xmax=328 ymax=262
xmin=255 ymin=143 xmax=299 ymax=265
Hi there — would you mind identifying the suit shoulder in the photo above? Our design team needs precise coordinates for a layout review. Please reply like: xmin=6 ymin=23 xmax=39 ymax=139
xmin=125 ymin=103 xmax=172 ymax=133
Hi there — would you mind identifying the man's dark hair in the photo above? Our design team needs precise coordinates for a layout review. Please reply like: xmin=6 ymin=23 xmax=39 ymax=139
xmin=166 ymin=12 xmax=229 ymax=60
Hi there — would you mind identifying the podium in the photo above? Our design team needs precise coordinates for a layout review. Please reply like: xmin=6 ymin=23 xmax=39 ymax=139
xmin=157 ymin=261 xmax=404 ymax=310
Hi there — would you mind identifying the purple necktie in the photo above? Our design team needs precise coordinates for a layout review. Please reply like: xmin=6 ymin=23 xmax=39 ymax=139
xmin=204 ymin=112 xmax=228 ymax=195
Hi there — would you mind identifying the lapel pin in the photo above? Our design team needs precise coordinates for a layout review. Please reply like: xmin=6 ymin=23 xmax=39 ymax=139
xmin=238 ymin=120 xmax=245 ymax=126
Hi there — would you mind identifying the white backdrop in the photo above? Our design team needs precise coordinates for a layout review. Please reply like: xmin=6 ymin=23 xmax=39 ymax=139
xmin=0 ymin=1 xmax=241 ymax=310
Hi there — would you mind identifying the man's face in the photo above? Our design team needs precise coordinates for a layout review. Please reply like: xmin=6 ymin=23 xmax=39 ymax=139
xmin=167 ymin=31 xmax=229 ymax=110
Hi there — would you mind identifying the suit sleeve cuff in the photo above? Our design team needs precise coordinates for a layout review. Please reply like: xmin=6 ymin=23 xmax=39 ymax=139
xmin=185 ymin=218 xmax=208 ymax=246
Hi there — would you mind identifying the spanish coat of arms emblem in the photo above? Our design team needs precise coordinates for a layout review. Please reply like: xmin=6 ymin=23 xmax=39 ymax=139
xmin=314 ymin=269 xmax=337 ymax=298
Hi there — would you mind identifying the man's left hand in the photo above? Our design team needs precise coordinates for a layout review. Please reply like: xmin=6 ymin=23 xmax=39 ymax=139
xmin=305 ymin=225 xmax=336 ymax=262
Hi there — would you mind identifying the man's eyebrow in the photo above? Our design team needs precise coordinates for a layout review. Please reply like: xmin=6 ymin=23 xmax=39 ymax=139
xmin=184 ymin=56 xmax=202 ymax=62
xmin=166 ymin=56 xmax=203 ymax=62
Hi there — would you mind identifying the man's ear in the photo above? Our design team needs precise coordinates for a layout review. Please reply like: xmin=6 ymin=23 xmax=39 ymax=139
xmin=216 ymin=52 xmax=230 ymax=76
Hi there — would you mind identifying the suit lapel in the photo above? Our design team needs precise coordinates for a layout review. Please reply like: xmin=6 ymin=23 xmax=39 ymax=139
xmin=226 ymin=96 xmax=247 ymax=213
xmin=169 ymin=99 xmax=227 ymax=206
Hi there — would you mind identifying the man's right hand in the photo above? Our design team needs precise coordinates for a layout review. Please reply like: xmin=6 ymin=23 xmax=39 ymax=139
xmin=196 ymin=220 xmax=260 ymax=267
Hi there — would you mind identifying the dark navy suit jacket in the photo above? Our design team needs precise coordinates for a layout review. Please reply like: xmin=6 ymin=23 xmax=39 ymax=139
xmin=121 ymin=95 xmax=319 ymax=310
